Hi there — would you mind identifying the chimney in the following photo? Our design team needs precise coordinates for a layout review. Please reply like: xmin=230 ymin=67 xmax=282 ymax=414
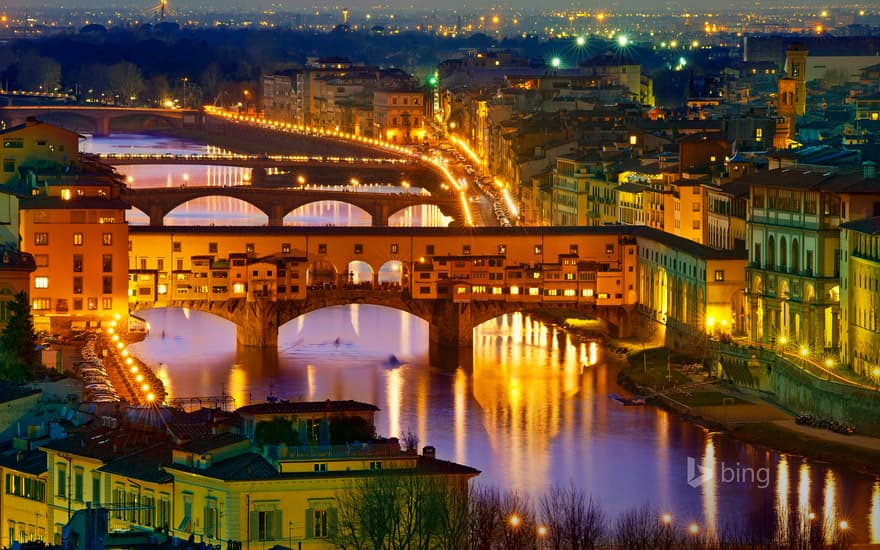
xmin=422 ymin=445 xmax=436 ymax=459
xmin=863 ymin=161 xmax=877 ymax=180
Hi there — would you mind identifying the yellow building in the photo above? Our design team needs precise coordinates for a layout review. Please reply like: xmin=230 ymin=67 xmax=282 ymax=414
xmin=840 ymin=216 xmax=880 ymax=377
xmin=19 ymin=166 xmax=131 ymax=333
xmin=0 ymin=433 xmax=49 ymax=547
xmin=0 ymin=117 xmax=80 ymax=187
xmin=31 ymin=400 xmax=478 ymax=549
xmin=373 ymin=89 xmax=428 ymax=144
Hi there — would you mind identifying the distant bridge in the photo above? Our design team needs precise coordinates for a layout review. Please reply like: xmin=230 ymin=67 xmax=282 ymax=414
xmin=0 ymin=105 xmax=204 ymax=136
xmin=121 ymin=185 xmax=463 ymax=226
xmin=96 ymin=153 xmax=414 ymax=169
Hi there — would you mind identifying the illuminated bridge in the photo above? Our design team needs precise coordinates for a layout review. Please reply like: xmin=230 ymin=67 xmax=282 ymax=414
xmin=96 ymin=153 xmax=414 ymax=168
xmin=0 ymin=105 xmax=204 ymax=136
xmin=128 ymin=225 xmax=645 ymax=367
xmin=121 ymin=185 xmax=464 ymax=227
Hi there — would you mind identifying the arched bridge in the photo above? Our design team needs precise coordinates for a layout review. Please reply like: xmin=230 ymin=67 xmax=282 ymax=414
xmin=131 ymin=290 xmax=628 ymax=368
xmin=0 ymin=105 xmax=204 ymax=136
xmin=96 ymin=153 xmax=414 ymax=169
xmin=122 ymin=185 xmax=463 ymax=226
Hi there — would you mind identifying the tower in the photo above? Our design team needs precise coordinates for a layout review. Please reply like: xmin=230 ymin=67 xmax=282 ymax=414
xmin=342 ymin=8 xmax=349 ymax=25
xmin=777 ymin=43 xmax=807 ymax=142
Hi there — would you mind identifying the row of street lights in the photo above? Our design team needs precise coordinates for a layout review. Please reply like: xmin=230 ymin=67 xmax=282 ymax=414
xmin=777 ymin=334 xmax=880 ymax=387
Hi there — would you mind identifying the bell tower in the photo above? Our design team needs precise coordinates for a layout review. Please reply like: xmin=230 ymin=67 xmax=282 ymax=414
xmin=777 ymin=43 xmax=807 ymax=142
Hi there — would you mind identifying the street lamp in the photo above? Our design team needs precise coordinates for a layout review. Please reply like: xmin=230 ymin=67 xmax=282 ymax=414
xmin=537 ymin=525 xmax=546 ymax=550
xmin=509 ymin=514 xmax=520 ymax=528
xmin=873 ymin=367 xmax=880 ymax=388
xmin=800 ymin=346 xmax=809 ymax=369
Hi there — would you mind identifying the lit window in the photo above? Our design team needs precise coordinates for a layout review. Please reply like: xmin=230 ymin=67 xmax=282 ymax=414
xmin=528 ymin=287 xmax=540 ymax=296
xmin=233 ymin=283 xmax=246 ymax=293
xmin=492 ymin=287 xmax=503 ymax=295
xmin=714 ymin=270 xmax=725 ymax=281
xmin=509 ymin=286 xmax=520 ymax=295
xmin=34 ymin=277 xmax=48 ymax=288
xmin=583 ymin=288 xmax=594 ymax=297
xmin=157 ymin=284 xmax=168 ymax=295
xmin=73 ymin=233 xmax=83 ymax=246
xmin=564 ymin=289 xmax=577 ymax=296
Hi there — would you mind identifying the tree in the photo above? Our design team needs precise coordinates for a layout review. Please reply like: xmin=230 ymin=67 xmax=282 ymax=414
xmin=329 ymin=415 xmax=376 ymax=444
xmin=107 ymin=61 xmax=144 ymax=105
xmin=334 ymin=469 xmax=470 ymax=550
xmin=15 ymin=51 xmax=61 ymax=92
xmin=0 ymin=291 xmax=38 ymax=380
xmin=539 ymin=484 xmax=607 ymax=550
xmin=254 ymin=417 xmax=298 ymax=446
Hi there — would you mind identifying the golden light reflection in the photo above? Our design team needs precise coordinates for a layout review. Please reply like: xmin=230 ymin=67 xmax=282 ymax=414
xmin=868 ymin=480 xmax=880 ymax=543
xmin=156 ymin=362 xmax=171 ymax=401
xmin=387 ymin=367 xmax=402 ymax=439
xmin=454 ymin=368 xmax=468 ymax=466
xmin=702 ymin=435 xmax=717 ymax=538
xmin=776 ymin=455 xmax=790 ymax=541
xmin=798 ymin=462 xmax=811 ymax=535
xmin=227 ymin=363 xmax=247 ymax=407
xmin=472 ymin=313 xmax=577 ymax=496
xmin=823 ymin=469 xmax=836 ymax=543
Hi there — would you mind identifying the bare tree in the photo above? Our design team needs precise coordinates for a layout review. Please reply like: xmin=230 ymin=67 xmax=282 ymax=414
xmin=539 ymin=484 xmax=607 ymax=550
xmin=107 ymin=61 xmax=144 ymax=105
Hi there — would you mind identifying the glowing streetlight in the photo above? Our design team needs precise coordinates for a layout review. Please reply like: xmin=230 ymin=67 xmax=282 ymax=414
xmin=575 ymin=35 xmax=586 ymax=46
xmin=839 ymin=520 xmax=849 ymax=530
xmin=689 ymin=523 xmax=700 ymax=535
xmin=800 ymin=346 xmax=809 ymax=368
xmin=617 ymin=34 xmax=629 ymax=47
xmin=509 ymin=514 xmax=520 ymax=528
xmin=550 ymin=57 xmax=561 ymax=68
xmin=662 ymin=513 xmax=673 ymax=524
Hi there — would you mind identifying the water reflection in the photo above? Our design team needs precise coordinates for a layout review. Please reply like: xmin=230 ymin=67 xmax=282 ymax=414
xmin=125 ymin=306 xmax=877 ymax=541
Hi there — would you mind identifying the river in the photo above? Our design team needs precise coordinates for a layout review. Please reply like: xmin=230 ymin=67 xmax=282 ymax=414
xmin=88 ymin=133 xmax=880 ymax=542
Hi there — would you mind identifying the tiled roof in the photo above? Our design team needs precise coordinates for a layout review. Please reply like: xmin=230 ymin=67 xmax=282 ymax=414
xmin=97 ymin=443 xmax=173 ymax=484
xmin=840 ymin=216 xmax=880 ymax=235
xmin=237 ymin=400 xmax=379 ymax=416
xmin=0 ymin=445 xmax=47 ymax=475
xmin=175 ymin=432 xmax=248 ymax=454
xmin=166 ymin=452 xmax=279 ymax=481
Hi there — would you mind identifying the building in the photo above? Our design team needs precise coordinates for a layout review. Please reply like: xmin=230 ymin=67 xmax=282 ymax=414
xmin=840 ymin=215 xmax=880 ymax=377
xmin=0 ymin=118 xmax=80 ymax=187
xmin=549 ymin=152 xmax=605 ymax=226
xmin=373 ymin=88 xmax=428 ymax=144
xmin=260 ymin=73 xmax=298 ymax=122
xmin=19 ymin=159 xmax=130 ymax=333
xmin=744 ymin=163 xmax=880 ymax=355
xmin=33 ymin=400 xmax=478 ymax=548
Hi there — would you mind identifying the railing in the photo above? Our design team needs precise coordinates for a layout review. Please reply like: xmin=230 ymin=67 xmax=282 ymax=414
xmin=269 ymin=441 xmax=404 ymax=460
xmin=95 ymin=153 xmax=411 ymax=165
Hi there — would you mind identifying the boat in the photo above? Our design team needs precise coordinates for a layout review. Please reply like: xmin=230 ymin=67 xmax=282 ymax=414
xmin=608 ymin=393 xmax=646 ymax=406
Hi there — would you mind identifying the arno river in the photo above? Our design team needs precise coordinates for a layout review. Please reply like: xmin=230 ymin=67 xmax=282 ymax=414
xmin=87 ymin=133 xmax=880 ymax=542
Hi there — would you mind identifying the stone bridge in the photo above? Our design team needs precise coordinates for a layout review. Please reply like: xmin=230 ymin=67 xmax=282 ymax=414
xmin=0 ymin=105 xmax=204 ymax=136
xmin=131 ymin=290 xmax=632 ymax=368
xmin=121 ymin=185 xmax=463 ymax=226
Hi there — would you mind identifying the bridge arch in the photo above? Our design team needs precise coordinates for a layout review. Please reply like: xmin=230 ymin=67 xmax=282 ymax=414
xmin=388 ymin=204 xmax=454 ymax=227
xmin=106 ymin=112 xmax=179 ymax=133
xmin=283 ymin=200 xmax=371 ymax=226
xmin=378 ymin=260 xmax=405 ymax=287
xmin=165 ymin=196 xmax=268 ymax=226
xmin=307 ymin=260 xmax=338 ymax=287
xmin=345 ymin=260 xmax=375 ymax=288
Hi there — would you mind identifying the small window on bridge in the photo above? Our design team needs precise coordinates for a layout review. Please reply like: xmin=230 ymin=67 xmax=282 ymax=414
xmin=354 ymin=244 xmax=363 ymax=254
xmin=173 ymin=242 xmax=181 ymax=252
xmin=209 ymin=243 xmax=218 ymax=254
xmin=498 ymin=245 xmax=507 ymax=254
xmin=569 ymin=245 xmax=579 ymax=255
xmin=534 ymin=245 xmax=542 ymax=255
xmin=390 ymin=244 xmax=398 ymax=254
xmin=462 ymin=245 xmax=471 ymax=255
xmin=318 ymin=244 xmax=327 ymax=254
xmin=282 ymin=243 xmax=291 ymax=254
xmin=3 ymin=139 xmax=23 ymax=149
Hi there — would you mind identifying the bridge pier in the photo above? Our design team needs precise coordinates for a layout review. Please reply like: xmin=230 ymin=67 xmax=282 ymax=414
xmin=268 ymin=205 xmax=285 ymax=227
xmin=148 ymin=205 xmax=165 ymax=226
xmin=236 ymin=300 xmax=280 ymax=347
xmin=428 ymin=301 xmax=474 ymax=369
xmin=95 ymin=116 xmax=111 ymax=137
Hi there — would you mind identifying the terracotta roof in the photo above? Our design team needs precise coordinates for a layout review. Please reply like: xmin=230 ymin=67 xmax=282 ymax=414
xmin=175 ymin=432 xmax=248 ymax=454
xmin=97 ymin=443 xmax=173 ymax=484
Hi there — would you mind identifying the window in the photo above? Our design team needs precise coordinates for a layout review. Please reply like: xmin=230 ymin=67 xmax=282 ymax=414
xmin=88 ymin=298 xmax=98 ymax=311
xmin=102 ymin=276 xmax=112 ymax=294
xmin=142 ymin=493 xmax=154 ymax=526
xmin=74 ymin=468 xmax=83 ymax=502
xmin=246 ymin=243 xmax=255 ymax=253
xmin=56 ymin=464 xmax=66 ymax=498
xmin=73 ymin=298 xmax=82 ymax=311
xmin=313 ymin=509 xmax=328 ymax=538
xmin=71 ymin=233 xmax=84 ymax=246
xmin=34 ymin=254 xmax=49 ymax=267
xmin=204 ymin=499 xmax=218 ymax=538
xmin=102 ymin=255 xmax=113 ymax=273
xmin=462 ymin=245 xmax=471 ymax=255
xmin=92 ymin=475 xmax=100 ymax=506
xmin=157 ymin=259 xmax=164 ymax=271
xmin=534 ymin=245 xmax=542 ymax=255
xmin=34 ymin=233 xmax=48 ymax=246
xmin=73 ymin=255 xmax=83 ymax=273
xmin=605 ymin=244 xmax=615 ymax=254
xmin=313 ymin=463 xmax=327 ymax=472
xmin=425 ymin=244 xmax=435 ymax=255
xmin=3 ymin=159 xmax=14 ymax=172
xmin=102 ymin=233 xmax=112 ymax=246
xmin=390 ymin=243 xmax=399 ymax=254
xmin=102 ymin=298 xmax=112 ymax=310
xmin=34 ymin=277 xmax=48 ymax=289
xmin=33 ymin=298 xmax=51 ymax=311
xmin=318 ymin=244 xmax=327 ymax=254
xmin=3 ymin=139 xmax=23 ymax=148
xmin=253 ymin=510 xmax=281 ymax=541
xmin=714 ymin=270 xmax=725 ymax=281
xmin=498 ymin=244 xmax=507 ymax=254
xmin=692 ymin=203 xmax=701 ymax=211
xmin=172 ymin=242 xmax=181 ymax=252
xmin=282 ymin=243 xmax=291 ymax=254
xmin=209 ymin=242 xmax=218 ymax=254
xmin=354 ymin=244 xmax=363 ymax=254
xmin=157 ymin=497 xmax=171 ymax=531
xmin=693 ymin=220 xmax=700 ymax=230
xmin=72 ymin=277 xmax=84 ymax=295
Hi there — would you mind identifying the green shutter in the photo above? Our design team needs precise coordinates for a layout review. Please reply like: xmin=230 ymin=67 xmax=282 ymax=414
xmin=203 ymin=506 xmax=209 ymax=537
xmin=249 ymin=511 xmax=259 ymax=541
xmin=328 ymin=509 xmax=338 ymax=537
xmin=304 ymin=508 xmax=313 ymax=539
xmin=273 ymin=510 xmax=283 ymax=540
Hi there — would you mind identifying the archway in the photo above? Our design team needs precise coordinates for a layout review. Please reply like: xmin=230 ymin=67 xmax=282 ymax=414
xmin=791 ymin=238 xmax=799 ymax=274
xmin=284 ymin=200 xmax=371 ymax=226
xmin=345 ymin=260 xmax=374 ymax=289
xmin=125 ymin=206 xmax=150 ymax=226
xmin=767 ymin=235 xmax=775 ymax=270
xmin=389 ymin=205 xmax=453 ymax=227
xmin=378 ymin=260 xmax=404 ymax=289
xmin=166 ymin=196 xmax=268 ymax=226
xmin=779 ymin=236 xmax=787 ymax=273
xmin=308 ymin=260 xmax=338 ymax=288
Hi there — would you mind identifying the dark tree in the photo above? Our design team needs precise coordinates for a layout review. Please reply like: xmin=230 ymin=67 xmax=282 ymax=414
xmin=0 ymin=291 xmax=38 ymax=379
xmin=329 ymin=415 xmax=376 ymax=444
xmin=254 ymin=417 xmax=298 ymax=446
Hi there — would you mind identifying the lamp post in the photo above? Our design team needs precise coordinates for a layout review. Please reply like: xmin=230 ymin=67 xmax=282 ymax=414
xmin=800 ymin=346 xmax=808 ymax=370
xmin=873 ymin=367 xmax=880 ymax=388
